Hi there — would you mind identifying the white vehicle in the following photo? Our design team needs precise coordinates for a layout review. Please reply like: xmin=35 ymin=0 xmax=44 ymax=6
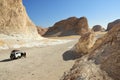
xmin=10 ymin=50 xmax=26 ymax=60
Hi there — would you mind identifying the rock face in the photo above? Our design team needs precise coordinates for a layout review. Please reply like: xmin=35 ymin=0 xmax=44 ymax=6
xmin=61 ymin=20 xmax=120 ymax=80
xmin=106 ymin=19 xmax=120 ymax=31
xmin=44 ymin=17 xmax=89 ymax=36
xmin=60 ymin=56 xmax=113 ymax=80
xmin=92 ymin=25 xmax=105 ymax=32
xmin=89 ymin=24 xmax=120 ymax=80
xmin=0 ymin=0 xmax=40 ymax=39
xmin=37 ymin=26 xmax=48 ymax=36
xmin=74 ymin=31 xmax=95 ymax=55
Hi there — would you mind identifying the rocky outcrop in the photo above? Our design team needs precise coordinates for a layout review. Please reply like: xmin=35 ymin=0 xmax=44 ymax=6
xmin=74 ymin=31 xmax=95 ymax=55
xmin=61 ymin=19 xmax=120 ymax=80
xmin=88 ymin=24 xmax=120 ymax=80
xmin=60 ymin=56 xmax=113 ymax=80
xmin=106 ymin=19 xmax=120 ymax=31
xmin=44 ymin=17 xmax=89 ymax=37
xmin=92 ymin=25 xmax=105 ymax=32
xmin=0 ymin=0 xmax=41 ymax=39
xmin=37 ymin=26 xmax=48 ymax=36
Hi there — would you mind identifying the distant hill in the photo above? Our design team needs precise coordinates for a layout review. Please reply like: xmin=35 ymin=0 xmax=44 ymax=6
xmin=36 ymin=26 xmax=48 ymax=36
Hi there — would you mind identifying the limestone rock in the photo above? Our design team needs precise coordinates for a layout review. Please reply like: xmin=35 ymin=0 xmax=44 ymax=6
xmin=61 ymin=19 xmax=120 ymax=80
xmin=92 ymin=25 xmax=105 ymax=32
xmin=89 ymin=22 xmax=120 ymax=80
xmin=74 ymin=31 xmax=95 ymax=55
xmin=0 ymin=0 xmax=41 ymax=39
xmin=106 ymin=19 xmax=120 ymax=31
xmin=44 ymin=17 xmax=89 ymax=36
xmin=60 ymin=56 xmax=113 ymax=80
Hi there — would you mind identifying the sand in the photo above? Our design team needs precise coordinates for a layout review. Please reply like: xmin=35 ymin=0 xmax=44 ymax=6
xmin=0 ymin=39 xmax=78 ymax=80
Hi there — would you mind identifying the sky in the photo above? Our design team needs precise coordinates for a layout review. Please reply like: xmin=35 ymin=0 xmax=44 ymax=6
xmin=23 ymin=0 xmax=120 ymax=28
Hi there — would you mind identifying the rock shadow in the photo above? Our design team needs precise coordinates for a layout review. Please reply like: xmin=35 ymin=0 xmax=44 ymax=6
xmin=62 ymin=50 xmax=82 ymax=61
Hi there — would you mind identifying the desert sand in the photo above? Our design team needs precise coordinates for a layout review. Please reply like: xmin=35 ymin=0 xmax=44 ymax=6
xmin=0 ymin=38 xmax=78 ymax=80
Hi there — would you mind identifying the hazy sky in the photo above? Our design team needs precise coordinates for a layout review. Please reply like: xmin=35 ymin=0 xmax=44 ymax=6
xmin=23 ymin=0 xmax=120 ymax=28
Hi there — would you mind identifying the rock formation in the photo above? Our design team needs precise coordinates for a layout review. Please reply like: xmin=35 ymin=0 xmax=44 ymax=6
xmin=0 ymin=0 xmax=41 ymax=39
xmin=92 ymin=25 xmax=105 ymax=32
xmin=106 ymin=19 xmax=120 ymax=31
xmin=61 ymin=19 xmax=120 ymax=80
xmin=88 ymin=24 xmax=120 ymax=80
xmin=74 ymin=31 xmax=95 ymax=55
xmin=37 ymin=26 xmax=48 ymax=36
xmin=44 ymin=17 xmax=89 ymax=37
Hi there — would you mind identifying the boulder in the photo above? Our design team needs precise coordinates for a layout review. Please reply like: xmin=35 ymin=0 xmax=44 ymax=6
xmin=74 ymin=31 xmax=95 ymax=55
xmin=92 ymin=25 xmax=105 ymax=32
xmin=44 ymin=17 xmax=89 ymax=36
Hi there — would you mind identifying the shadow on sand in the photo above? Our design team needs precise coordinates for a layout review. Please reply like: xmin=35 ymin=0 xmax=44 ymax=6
xmin=0 ymin=58 xmax=12 ymax=62
xmin=62 ymin=50 xmax=82 ymax=61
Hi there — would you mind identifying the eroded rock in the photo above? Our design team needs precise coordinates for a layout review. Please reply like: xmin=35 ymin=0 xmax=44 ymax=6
xmin=61 ymin=19 xmax=120 ymax=80
xmin=92 ymin=25 xmax=105 ymax=32
xmin=44 ymin=17 xmax=89 ymax=36
xmin=74 ymin=31 xmax=95 ymax=55
xmin=0 ymin=0 xmax=41 ymax=39
xmin=106 ymin=19 xmax=120 ymax=31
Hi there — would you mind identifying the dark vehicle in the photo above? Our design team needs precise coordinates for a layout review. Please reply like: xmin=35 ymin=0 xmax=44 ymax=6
xmin=10 ymin=50 xmax=26 ymax=60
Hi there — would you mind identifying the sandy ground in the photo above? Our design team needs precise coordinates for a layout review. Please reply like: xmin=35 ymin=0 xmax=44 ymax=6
xmin=0 ymin=39 xmax=78 ymax=80
xmin=0 ymin=32 xmax=106 ymax=80
xmin=46 ymin=35 xmax=80 ymax=39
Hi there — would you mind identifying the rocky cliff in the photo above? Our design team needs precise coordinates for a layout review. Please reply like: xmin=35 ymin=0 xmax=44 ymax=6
xmin=61 ymin=19 xmax=120 ymax=80
xmin=44 ymin=17 xmax=89 ymax=37
xmin=0 ymin=0 xmax=41 ymax=39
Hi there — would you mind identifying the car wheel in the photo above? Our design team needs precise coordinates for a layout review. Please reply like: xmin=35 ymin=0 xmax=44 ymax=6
xmin=10 ymin=55 xmax=14 ymax=60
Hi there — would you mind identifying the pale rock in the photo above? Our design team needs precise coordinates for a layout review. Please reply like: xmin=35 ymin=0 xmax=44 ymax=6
xmin=0 ymin=0 xmax=41 ymax=39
